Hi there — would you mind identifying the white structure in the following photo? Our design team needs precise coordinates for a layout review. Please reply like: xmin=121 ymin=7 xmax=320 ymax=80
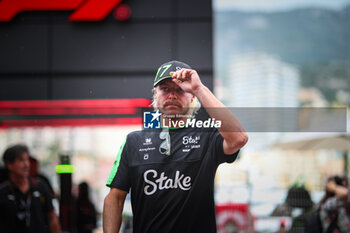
xmin=224 ymin=53 xmax=300 ymax=149
xmin=228 ymin=52 xmax=299 ymax=107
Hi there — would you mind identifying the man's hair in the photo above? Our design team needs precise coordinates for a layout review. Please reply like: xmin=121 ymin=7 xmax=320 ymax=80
xmin=151 ymin=87 xmax=201 ymax=117
xmin=2 ymin=144 xmax=29 ymax=166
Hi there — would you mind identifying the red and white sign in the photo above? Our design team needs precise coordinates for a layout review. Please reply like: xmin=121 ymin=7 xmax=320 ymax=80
xmin=216 ymin=203 xmax=255 ymax=233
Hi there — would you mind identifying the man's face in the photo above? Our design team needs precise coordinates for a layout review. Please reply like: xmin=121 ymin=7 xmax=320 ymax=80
xmin=154 ymin=79 xmax=194 ymax=116
xmin=7 ymin=152 xmax=30 ymax=178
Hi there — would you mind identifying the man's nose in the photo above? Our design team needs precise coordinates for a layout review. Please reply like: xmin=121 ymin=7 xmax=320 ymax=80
xmin=24 ymin=160 xmax=30 ymax=167
xmin=168 ymin=91 xmax=177 ymax=99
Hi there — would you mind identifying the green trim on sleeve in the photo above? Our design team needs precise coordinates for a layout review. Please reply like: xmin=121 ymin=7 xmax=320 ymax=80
xmin=106 ymin=137 xmax=127 ymax=186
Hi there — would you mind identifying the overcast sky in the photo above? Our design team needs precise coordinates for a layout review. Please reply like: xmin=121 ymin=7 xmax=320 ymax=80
xmin=214 ymin=0 xmax=350 ymax=11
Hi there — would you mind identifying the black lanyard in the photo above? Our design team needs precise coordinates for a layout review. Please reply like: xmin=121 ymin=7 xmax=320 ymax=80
xmin=20 ymin=193 xmax=32 ymax=227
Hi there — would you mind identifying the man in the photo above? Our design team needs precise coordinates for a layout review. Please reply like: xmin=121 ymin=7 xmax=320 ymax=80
xmin=0 ymin=144 xmax=61 ymax=233
xmin=103 ymin=61 xmax=248 ymax=233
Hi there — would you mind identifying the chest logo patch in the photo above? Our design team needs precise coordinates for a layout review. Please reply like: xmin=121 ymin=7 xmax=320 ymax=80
xmin=143 ymin=138 xmax=152 ymax=146
xmin=182 ymin=136 xmax=200 ymax=145
xmin=143 ymin=169 xmax=191 ymax=195
xmin=182 ymin=136 xmax=201 ymax=152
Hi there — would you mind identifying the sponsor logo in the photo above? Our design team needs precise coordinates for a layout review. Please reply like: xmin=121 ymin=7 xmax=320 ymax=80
xmin=182 ymin=136 xmax=200 ymax=145
xmin=143 ymin=169 xmax=191 ymax=195
xmin=182 ymin=136 xmax=201 ymax=152
xmin=0 ymin=0 xmax=124 ymax=22
xmin=143 ymin=110 xmax=161 ymax=129
xmin=139 ymin=147 xmax=155 ymax=152
xmin=143 ymin=154 xmax=149 ymax=160
xmin=143 ymin=138 xmax=152 ymax=145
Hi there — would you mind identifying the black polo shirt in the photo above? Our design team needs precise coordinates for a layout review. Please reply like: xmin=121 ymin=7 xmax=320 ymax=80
xmin=107 ymin=127 xmax=239 ymax=233
xmin=0 ymin=178 xmax=54 ymax=233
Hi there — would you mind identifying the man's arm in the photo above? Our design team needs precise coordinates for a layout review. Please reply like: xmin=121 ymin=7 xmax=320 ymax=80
xmin=103 ymin=188 xmax=128 ymax=233
xmin=172 ymin=69 xmax=248 ymax=154
xmin=47 ymin=210 xmax=61 ymax=233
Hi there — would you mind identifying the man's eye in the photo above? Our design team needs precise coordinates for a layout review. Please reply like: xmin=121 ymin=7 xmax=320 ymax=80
xmin=162 ymin=87 xmax=169 ymax=91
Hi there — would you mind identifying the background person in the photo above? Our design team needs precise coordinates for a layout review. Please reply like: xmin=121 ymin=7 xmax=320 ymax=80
xmin=319 ymin=176 xmax=350 ymax=233
xmin=0 ymin=144 xmax=60 ymax=233
xmin=29 ymin=155 xmax=56 ymax=198
xmin=76 ymin=181 xmax=97 ymax=233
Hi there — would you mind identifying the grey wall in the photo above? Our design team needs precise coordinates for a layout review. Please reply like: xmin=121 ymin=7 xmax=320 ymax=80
xmin=0 ymin=0 xmax=213 ymax=101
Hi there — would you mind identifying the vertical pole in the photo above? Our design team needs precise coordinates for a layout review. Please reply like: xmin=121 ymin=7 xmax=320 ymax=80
xmin=57 ymin=154 xmax=74 ymax=233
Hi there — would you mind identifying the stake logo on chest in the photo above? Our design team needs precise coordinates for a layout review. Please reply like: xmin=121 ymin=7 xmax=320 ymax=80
xmin=143 ymin=169 xmax=192 ymax=195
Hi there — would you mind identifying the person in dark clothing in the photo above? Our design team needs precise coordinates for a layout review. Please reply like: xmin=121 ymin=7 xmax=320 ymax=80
xmin=29 ymin=155 xmax=56 ymax=198
xmin=271 ymin=186 xmax=314 ymax=233
xmin=103 ymin=61 xmax=248 ymax=233
xmin=286 ymin=186 xmax=314 ymax=233
xmin=76 ymin=181 xmax=97 ymax=233
xmin=0 ymin=144 xmax=60 ymax=233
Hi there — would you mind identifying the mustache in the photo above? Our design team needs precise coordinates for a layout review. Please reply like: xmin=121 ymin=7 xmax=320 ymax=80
xmin=164 ymin=101 xmax=182 ymax=108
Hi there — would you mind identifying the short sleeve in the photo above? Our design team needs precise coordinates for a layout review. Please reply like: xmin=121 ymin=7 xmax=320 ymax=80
xmin=211 ymin=130 xmax=240 ymax=165
xmin=106 ymin=136 xmax=131 ymax=192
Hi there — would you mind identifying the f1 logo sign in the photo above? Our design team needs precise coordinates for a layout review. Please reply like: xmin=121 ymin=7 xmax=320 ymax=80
xmin=0 ymin=0 xmax=123 ymax=22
